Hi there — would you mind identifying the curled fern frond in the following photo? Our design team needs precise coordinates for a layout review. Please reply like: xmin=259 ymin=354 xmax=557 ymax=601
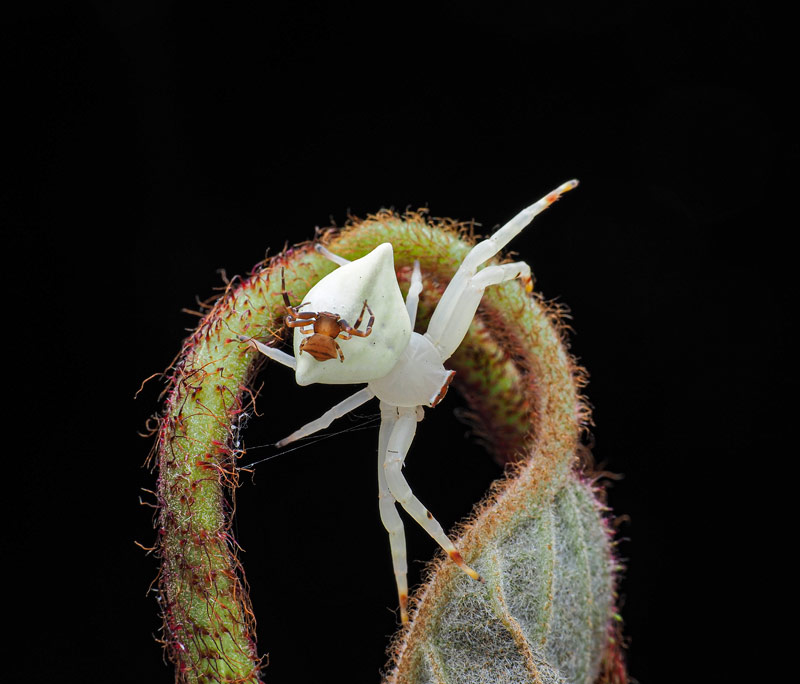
xmin=150 ymin=210 xmax=626 ymax=683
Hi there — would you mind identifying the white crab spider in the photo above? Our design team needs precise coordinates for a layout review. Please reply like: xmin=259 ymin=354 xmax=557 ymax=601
xmin=246 ymin=180 xmax=578 ymax=623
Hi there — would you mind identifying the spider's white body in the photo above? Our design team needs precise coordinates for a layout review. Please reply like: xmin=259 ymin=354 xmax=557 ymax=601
xmin=292 ymin=243 xmax=411 ymax=386
xmin=247 ymin=180 xmax=578 ymax=623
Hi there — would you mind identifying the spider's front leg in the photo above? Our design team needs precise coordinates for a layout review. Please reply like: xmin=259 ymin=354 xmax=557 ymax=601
xmin=380 ymin=403 xmax=482 ymax=602
xmin=426 ymin=179 xmax=578 ymax=361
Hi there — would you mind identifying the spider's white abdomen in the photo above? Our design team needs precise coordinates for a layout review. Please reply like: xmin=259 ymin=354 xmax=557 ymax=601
xmin=294 ymin=243 xmax=411 ymax=386
xmin=369 ymin=332 xmax=451 ymax=407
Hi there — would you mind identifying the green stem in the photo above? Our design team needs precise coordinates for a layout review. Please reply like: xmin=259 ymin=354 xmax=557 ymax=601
xmin=152 ymin=209 xmax=625 ymax=683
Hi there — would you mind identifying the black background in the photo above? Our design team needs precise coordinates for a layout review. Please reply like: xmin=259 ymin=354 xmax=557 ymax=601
xmin=6 ymin=2 xmax=790 ymax=683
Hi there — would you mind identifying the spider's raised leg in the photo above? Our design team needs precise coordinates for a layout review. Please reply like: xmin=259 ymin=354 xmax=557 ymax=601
xmin=241 ymin=335 xmax=297 ymax=370
xmin=425 ymin=260 xmax=535 ymax=360
xmin=426 ymin=179 xmax=578 ymax=361
xmin=274 ymin=387 xmax=375 ymax=447
xmin=382 ymin=404 xmax=482 ymax=583
xmin=377 ymin=402 xmax=410 ymax=623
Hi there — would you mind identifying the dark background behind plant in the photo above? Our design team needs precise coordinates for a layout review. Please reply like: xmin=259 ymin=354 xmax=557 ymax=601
xmin=5 ymin=2 xmax=790 ymax=682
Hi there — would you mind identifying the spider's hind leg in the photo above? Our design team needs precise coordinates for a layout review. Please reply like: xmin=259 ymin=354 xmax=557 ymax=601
xmin=377 ymin=403 xmax=410 ymax=623
xmin=381 ymin=404 xmax=482 ymax=584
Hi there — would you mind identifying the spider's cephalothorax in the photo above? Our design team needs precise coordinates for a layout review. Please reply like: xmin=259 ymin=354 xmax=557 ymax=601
xmin=248 ymin=180 xmax=579 ymax=624
xmin=280 ymin=269 xmax=374 ymax=363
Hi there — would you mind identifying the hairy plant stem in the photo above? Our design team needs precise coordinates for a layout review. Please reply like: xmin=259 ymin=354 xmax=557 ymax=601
xmin=151 ymin=210 xmax=626 ymax=683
